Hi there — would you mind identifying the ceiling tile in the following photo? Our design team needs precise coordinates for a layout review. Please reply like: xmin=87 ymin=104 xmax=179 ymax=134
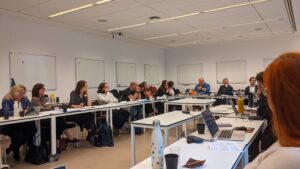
xmin=0 ymin=0 xmax=49 ymax=11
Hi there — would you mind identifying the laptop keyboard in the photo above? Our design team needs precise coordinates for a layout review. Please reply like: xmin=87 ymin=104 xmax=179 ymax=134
xmin=217 ymin=130 xmax=233 ymax=139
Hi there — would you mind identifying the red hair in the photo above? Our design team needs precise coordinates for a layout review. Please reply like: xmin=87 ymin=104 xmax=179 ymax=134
xmin=264 ymin=52 xmax=300 ymax=147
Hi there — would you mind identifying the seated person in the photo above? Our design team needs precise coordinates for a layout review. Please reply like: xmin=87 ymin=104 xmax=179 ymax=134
xmin=168 ymin=81 xmax=180 ymax=96
xmin=97 ymin=82 xmax=129 ymax=135
xmin=2 ymin=84 xmax=37 ymax=161
xmin=121 ymin=82 xmax=143 ymax=134
xmin=67 ymin=80 xmax=96 ymax=145
xmin=31 ymin=83 xmax=78 ymax=151
xmin=244 ymin=77 xmax=258 ymax=105
xmin=215 ymin=78 xmax=234 ymax=105
xmin=194 ymin=77 xmax=210 ymax=95
xmin=217 ymin=78 xmax=233 ymax=96
xmin=139 ymin=82 xmax=154 ymax=116
xmin=245 ymin=52 xmax=300 ymax=169
xmin=149 ymin=85 xmax=157 ymax=96
xmin=155 ymin=80 xmax=171 ymax=114
xmin=255 ymin=72 xmax=276 ymax=151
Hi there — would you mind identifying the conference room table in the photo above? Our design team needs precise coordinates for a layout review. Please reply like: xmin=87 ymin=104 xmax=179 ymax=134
xmin=164 ymin=98 xmax=216 ymax=113
xmin=131 ymin=117 xmax=265 ymax=169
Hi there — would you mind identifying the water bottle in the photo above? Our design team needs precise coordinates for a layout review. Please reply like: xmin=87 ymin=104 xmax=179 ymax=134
xmin=14 ymin=101 xmax=19 ymax=117
xmin=237 ymin=96 xmax=244 ymax=113
xmin=151 ymin=120 xmax=164 ymax=169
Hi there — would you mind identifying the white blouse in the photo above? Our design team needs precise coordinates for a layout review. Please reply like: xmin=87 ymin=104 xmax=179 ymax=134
xmin=96 ymin=92 xmax=118 ymax=105
xmin=245 ymin=141 xmax=300 ymax=169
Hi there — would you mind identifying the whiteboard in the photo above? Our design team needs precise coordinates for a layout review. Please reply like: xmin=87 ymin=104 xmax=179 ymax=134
xmin=144 ymin=64 xmax=159 ymax=85
xmin=116 ymin=62 xmax=137 ymax=87
xmin=263 ymin=58 xmax=275 ymax=69
xmin=9 ymin=52 xmax=56 ymax=90
xmin=75 ymin=58 xmax=105 ymax=88
xmin=177 ymin=64 xmax=202 ymax=85
xmin=216 ymin=61 xmax=247 ymax=84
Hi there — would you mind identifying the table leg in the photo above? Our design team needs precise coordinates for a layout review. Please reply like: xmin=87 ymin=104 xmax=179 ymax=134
xmin=164 ymin=103 xmax=168 ymax=113
xmin=49 ymin=116 xmax=58 ymax=162
xmin=106 ymin=108 xmax=109 ymax=124
xmin=175 ymin=126 xmax=179 ymax=140
xmin=131 ymin=124 xmax=136 ymax=166
xmin=35 ymin=120 xmax=41 ymax=146
xmin=164 ymin=128 xmax=169 ymax=146
xmin=110 ymin=109 xmax=114 ymax=132
xmin=182 ymin=123 xmax=187 ymax=137
xmin=142 ymin=103 xmax=145 ymax=118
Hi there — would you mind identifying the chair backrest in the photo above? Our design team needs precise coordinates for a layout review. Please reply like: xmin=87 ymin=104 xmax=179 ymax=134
xmin=110 ymin=89 xmax=120 ymax=99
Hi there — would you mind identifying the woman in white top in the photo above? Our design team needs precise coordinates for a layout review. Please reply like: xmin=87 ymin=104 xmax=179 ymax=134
xmin=245 ymin=52 xmax=300 ymax=169
xmin=96 ymin=82 xmax=129 ymax=135
xmin=96 ymin=82 xmax=118 ymax=104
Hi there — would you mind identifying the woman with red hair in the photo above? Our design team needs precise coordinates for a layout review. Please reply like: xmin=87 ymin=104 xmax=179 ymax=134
xmin=245 ymin=52 xmax=300 ymax=169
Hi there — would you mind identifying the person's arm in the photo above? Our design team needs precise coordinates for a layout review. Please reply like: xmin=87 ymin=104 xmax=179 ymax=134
xmin=228 ymin=86 xmax=234 ymax=95
xmin=194 ymin=84 xmax=200 ymax=92
xmin=205 ymin=84 xmax=211 ymax=94
xmin=245 ymin=86 xmax=250 ymax=96
xmin=22 ymin=97 xmax=31 ymax=113
xmin=2 ymin=99 xmax=13 ymax=116
xmin=97 ymin=94 xmax=110 ymax=104
xmin=217 ymin=86 xmax=222 ymax=95
xmin=109 ymin=93 xmax=119 ymax=103
xmin=31 ymin=97 xmax=42 ymax=107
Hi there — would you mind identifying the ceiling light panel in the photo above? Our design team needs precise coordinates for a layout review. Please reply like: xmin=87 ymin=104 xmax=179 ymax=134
xmin=20 ymin=0 xmax=100 ymax=18
xmin=106 ymin=0 xmax=271 ymax=31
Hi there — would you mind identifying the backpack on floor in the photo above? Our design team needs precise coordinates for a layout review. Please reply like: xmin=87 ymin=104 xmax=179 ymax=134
xmin=25 ymin=144 xmax=48 ymax=165
xmin=95 ymin=119 xmax=114 ymax=147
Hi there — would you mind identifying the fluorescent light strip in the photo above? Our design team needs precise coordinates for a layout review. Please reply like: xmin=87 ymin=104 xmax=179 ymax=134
xmin=224 ymin=18 xmax=283 ymax=28
xmin=96 ymin=0 xmax=112 ymax=5
xmin=148 ymin=12 xmax=200 ymax=24
xmin=48 ymin=0 xmax=113 ymax=18
xmin=202 ymin=0 xmax=270 ymax=13
xmin=107 ymin=0 xmax=271 ymax=31
xmin=144 ymin=34 xmax=178 ymax=40
xmin=108 ymin=23 xmax=147 ymax=31
xmin=144 ymin=18 xmax=282 ymax=41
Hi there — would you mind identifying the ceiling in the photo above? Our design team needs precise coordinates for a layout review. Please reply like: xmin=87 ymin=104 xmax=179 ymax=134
xmin=0 ymin=0 xmax=299 ymax=48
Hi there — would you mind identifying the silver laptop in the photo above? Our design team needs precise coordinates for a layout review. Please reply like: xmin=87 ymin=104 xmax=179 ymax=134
xmin=201 ymin=109 xmax=245 ymax=141
xmin=26 ymin=106 xmax=41 ymax=116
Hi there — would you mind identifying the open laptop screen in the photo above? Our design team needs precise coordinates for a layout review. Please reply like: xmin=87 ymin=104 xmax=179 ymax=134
xmin=202 ymin=109 xmax=219 ymax=137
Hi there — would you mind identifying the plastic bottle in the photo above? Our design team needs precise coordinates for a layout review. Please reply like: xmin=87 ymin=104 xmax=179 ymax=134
xmin=151 ymin=120 xmax=164 ymax=169
xmin=13 ymin=101 xmax=19 ymax=117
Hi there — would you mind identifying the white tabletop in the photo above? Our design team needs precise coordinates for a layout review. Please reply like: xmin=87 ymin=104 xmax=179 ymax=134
xmin=167 ymin=98 xmax=216 ymax=105
xmin=210 ymin=105 xmax=234 ymax=114
xmin=131 ymin=117 xmax=264 ymax=169
xmin=132 ymin=111 xmax=202 ymax=127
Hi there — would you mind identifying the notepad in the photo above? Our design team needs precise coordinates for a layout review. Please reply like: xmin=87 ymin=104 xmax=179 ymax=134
xmin=209 ymin=141 xmax=244 ymax=152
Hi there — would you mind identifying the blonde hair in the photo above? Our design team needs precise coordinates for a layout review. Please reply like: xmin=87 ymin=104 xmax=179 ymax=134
xmin=4 ymin=84 xmax=26 ymax=100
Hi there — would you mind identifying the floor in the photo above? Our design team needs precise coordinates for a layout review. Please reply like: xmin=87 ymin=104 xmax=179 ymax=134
xmin=5 ymin=125 xmax=186 ymax=169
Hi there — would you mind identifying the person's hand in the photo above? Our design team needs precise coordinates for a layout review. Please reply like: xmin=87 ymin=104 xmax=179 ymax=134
xmin=135 ymin=86 xmax=140 ymax=92
xmin=80 ymin=103 xmax=84 ymax=108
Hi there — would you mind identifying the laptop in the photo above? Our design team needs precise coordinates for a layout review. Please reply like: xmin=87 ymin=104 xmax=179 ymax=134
xmin=26 ymin=106 xmax=41 ymax=116
xmin=201 ymin=109 xmax=245 ymax=141
xmin=228 ymin=99 xmax=256 ymax=117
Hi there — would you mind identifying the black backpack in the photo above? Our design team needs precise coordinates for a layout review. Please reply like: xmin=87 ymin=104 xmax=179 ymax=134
xmin=25 ymin=144 xmax=48 ymax=165
xmin=95 ymin=119 xmax=114 ymax=147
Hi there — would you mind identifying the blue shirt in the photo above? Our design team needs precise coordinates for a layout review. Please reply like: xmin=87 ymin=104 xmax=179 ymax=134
xmin=194 ymin=83 xmax=211 ymax=95
xmin=2 ymin=97 xmax=31 ymax=116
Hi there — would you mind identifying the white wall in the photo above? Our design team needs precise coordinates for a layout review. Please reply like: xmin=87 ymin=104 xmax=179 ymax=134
xmin=165 ymin=36 xmax=300 ymax=92
xmin=0 ymin=15 xmax=165 ymax=100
